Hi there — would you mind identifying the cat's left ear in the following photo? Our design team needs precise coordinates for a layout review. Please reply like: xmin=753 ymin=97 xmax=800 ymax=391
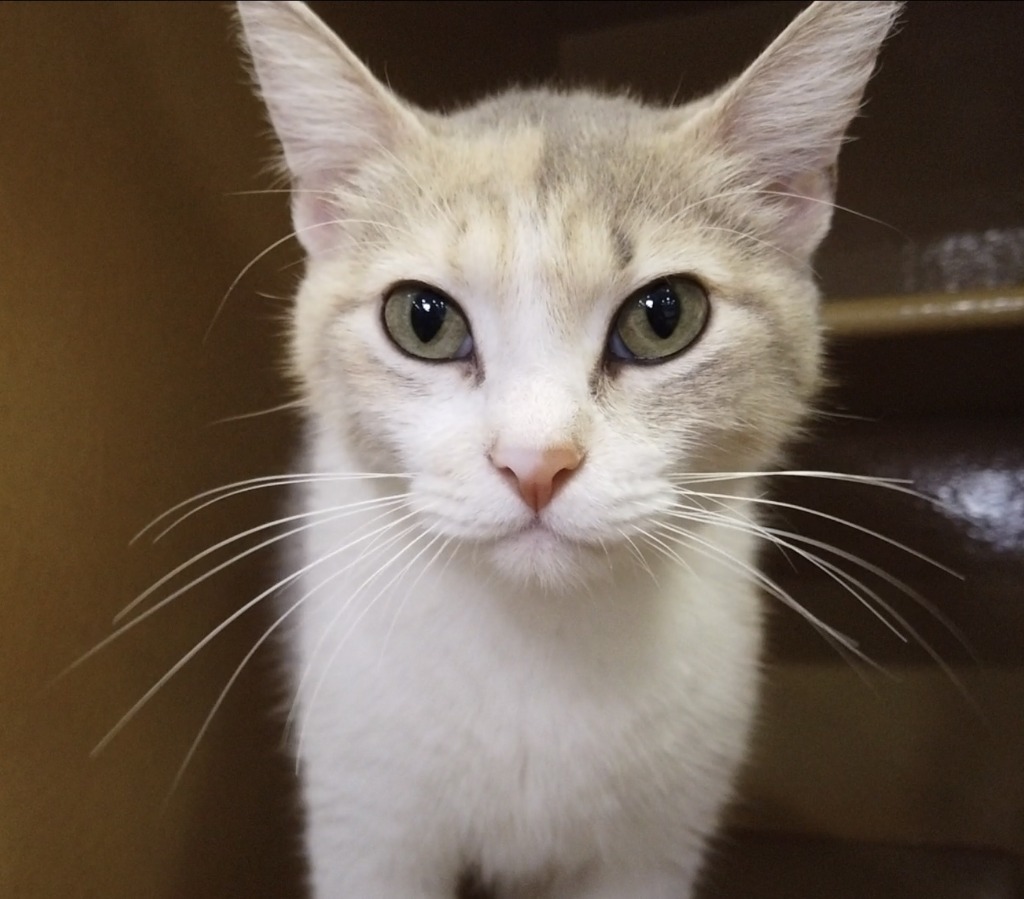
xmin=236 ymin=1 xmax=424 ymax=256
xmin=697 ymin=0 xmax=901 ymax=259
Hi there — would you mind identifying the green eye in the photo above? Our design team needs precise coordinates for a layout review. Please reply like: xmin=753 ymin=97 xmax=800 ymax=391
xmin=382 ymin=283 xmax=474 ymax=361
xmin=607 ymin=276 xmax=709 ymax=363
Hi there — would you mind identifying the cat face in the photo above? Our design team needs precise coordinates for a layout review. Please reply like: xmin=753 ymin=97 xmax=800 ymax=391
xmin=238 ymin=1 xmax=900 ymax=588
xmin=289 ymin=104 xmax=821 ymax=587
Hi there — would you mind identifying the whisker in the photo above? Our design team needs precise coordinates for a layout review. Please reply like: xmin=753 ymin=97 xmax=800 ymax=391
xmin=650 ymin=520 xmax=871 ymax=665
xmin=209 ymin=399 xmax=306 ymax=425
xmin=165 ymin=598 xmax=296 ymax=802
xmin=60 ymin=499 xmax=409 ymax=689
xmin=378 ymin=533 xmax=452 ymax=668
xmin=225 ymin=187 xmax=338 ymax=197
xmin=165 ymin=519 xmax=434 ymax=799
xmin=765 ymin=525 xmax=974 ymax=655
xmin=206 ymin=216 xmax=415 ymax=342
xmin=701 ymin=224 xmax=805 ymax=267
xmin=618 ymin=529 xmax=660 ymax=589
xmin=674 ymin=489 xmax=958 ymax=577
xmin=753 ymin=188 xmax=906 ymax=237
xmin=666 ymin=503 xmax=978 ymax=704
xmin=649 ymin=185 xmax=902 ymax=244
xmin=117 ymin=493 xmax=412 ymax=625
xmin=92 ymin=508 xmax=420 ymax=756
xmin=282 ymin=520 xmax=425 ymax=743
xmin=762 ymin=526 xmax=978 ymax=702
xmin=133 ymin=471 xmax=411 ymax=544
xmin=665 ymin=512 xmax=908 ymax=641
xmin=633 ymin=526 xmax=693 ymax=575
xmin=206 ymin=224 xmax=315 ymax=343
xmin=670 ymin=469 xmax=920 ymax=497
xmin=294 ymin=525 xmax=436 ymax=762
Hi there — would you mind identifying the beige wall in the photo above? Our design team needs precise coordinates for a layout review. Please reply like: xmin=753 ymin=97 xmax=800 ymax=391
xmin=1 ymin=4 xmax=302 ymax=896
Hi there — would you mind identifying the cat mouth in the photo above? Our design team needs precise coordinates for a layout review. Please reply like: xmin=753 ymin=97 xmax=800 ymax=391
xmin=508 ymin=518 xmax=556 ymax=538
xmin=496 ymin=516 xmax=566 ymax=545
xmin=506 ymin=517 xmax=592 ymax=549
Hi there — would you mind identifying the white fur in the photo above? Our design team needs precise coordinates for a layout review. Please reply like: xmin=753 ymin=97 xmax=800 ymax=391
xmin=234 ymin=2 xmax=901 ymax=896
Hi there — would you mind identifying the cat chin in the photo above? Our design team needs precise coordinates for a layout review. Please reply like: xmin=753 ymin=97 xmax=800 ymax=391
xmin=481 ymin=525 xmax=610 ymax=592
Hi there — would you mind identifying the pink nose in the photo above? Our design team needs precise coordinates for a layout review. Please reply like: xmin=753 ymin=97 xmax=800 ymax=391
xmin=489 ymin=443 xmax=583 ymax=513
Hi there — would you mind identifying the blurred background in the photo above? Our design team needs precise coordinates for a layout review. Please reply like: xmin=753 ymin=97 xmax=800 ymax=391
xmin=1 ymin=2 xmax=1021 ymax=896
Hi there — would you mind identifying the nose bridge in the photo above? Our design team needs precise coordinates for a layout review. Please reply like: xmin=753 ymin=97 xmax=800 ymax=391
xmin=482 ymin=210 xmax=590 ymax=447
xmin=487 ymin=361 xmax=586 ymax=448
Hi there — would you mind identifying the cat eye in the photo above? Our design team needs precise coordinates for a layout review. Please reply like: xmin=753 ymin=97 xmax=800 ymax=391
xmin=607 ymin=276 xmax=709 ymax=363
xmin=382 ymin=283 xmax=474 ymax=362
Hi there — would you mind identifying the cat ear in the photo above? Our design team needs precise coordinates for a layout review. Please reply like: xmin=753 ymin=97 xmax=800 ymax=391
xmin=236 ymin=1 xmax=424 ymax=256
xmin=700 ymin=0 xmax=901 ymax=258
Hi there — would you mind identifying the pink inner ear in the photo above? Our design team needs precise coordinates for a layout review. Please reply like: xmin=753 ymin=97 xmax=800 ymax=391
xmin=764 ymin=167 xmax=837 ymax=258
xmin=291 ymin=178 xmax=343 ymax=258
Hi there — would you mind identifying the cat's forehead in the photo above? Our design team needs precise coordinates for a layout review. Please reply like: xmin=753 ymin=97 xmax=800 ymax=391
xmin=434 ymin=89 xmax=705 ymax=211
xmin=386 ymin=92 xmax=723 ymax=313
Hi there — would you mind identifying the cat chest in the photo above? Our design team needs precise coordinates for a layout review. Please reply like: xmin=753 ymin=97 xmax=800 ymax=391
xmin=292 ymin=575 xmax=758 ymax=867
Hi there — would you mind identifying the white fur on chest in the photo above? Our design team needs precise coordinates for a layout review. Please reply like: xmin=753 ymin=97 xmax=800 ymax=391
xmin=288 ymin=458 xmax=762 ymax=893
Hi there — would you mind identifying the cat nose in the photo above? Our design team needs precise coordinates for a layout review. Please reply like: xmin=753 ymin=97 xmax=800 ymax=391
xmin=489 ymin=443 xmax=583 ymax=514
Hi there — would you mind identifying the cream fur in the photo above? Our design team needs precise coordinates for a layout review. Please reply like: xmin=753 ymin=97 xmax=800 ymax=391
xmin=234 ymin=2 xmax=901 ymax=896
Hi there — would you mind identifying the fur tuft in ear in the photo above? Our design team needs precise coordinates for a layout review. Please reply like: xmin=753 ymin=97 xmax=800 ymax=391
xmin=236 ymin=1 xmax=423 ymax=256
xmin=703 ymin=0 xmax=902 ymax=257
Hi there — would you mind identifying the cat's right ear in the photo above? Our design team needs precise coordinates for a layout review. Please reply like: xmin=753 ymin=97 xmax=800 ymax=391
xmin=236 ymin=1 xmax=424 ymax=257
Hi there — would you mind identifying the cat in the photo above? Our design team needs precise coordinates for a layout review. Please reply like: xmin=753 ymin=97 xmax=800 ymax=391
xmin=233 ymin=2 xmax=902 ymax=896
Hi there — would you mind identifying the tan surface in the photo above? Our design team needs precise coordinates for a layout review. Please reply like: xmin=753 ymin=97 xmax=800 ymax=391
xmin=823 ymin=287 xmax=1024 ymax=337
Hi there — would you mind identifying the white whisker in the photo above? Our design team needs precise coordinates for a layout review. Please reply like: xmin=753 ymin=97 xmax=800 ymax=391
xmin=649 ymin=519 xmax=870 ymax=664
xmin=133 ymin=471 xmax=411 ymax=544
xmin=664 ymin=511 xmax=908 ymax=642
xmin=618 ymin=529 xmax=661 ymax=589
xmin=761 ymin=526 xmax=977 ymax=701
xmin=92 ymin=508 xmax=420 ymax=756
xmin=282 ymin=520 xmax=426 ymax=743
xmin=753 ymin=188 xmax=905 ymax=237
xmin=633 ymin=526 xmax=693 ymax=575
xmin=206 ymin=216 xmax=416 ymax=342
xmin=670 ymin=469 xmax=917 ymax=494
xmin=294 ymin=525 xmax=437 ymax=763
xmin=675 ymin=488 xmax=958 ymax=577
xmin=210 ymin=399 xmax=306 ymax=425
xmin=378 ymin=533 xmax=452 ymax=669
xmin=165 ymin=516 xmax=433 ymax=799
xmin=114 ymin=493 xmax=412 ymax=627
xmin=664 ymin=499 xmax=976 ymax=701
xmin=64 ymin=503 xmax=403 ymax=682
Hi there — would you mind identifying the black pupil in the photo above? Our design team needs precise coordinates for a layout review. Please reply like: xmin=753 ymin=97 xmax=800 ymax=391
xmin=641 ymin=282 xmax=680 ymax=339
xmin=410 ymin=292 xmax=446 ymax=343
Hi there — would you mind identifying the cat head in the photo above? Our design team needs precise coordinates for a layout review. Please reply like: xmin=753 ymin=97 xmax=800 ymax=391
xmin=237 ymin=0 xmax=900 ymax=589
